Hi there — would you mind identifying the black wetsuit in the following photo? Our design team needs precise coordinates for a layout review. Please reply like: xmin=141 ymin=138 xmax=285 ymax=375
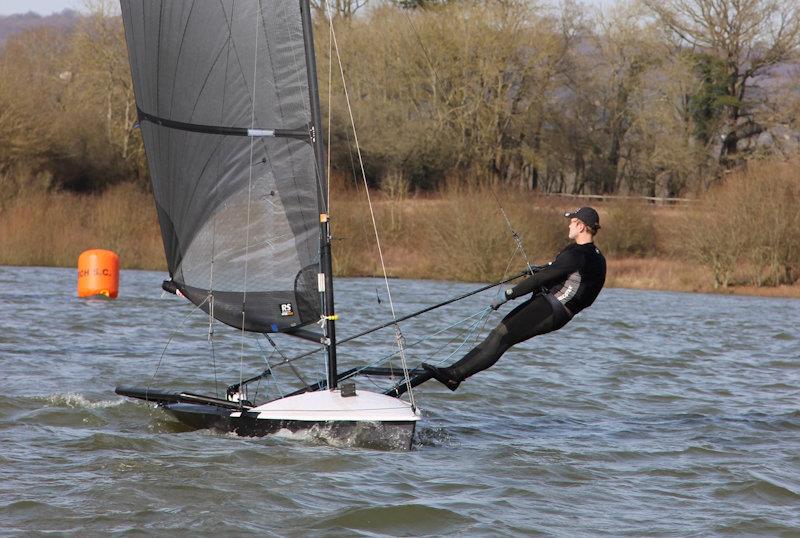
xmin=445 ymin=242 xmax=606 ymax=384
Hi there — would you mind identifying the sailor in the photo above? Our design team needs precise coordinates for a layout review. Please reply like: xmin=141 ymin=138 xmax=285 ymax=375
xmin=422 ymin=207 xmax=606 ymax=391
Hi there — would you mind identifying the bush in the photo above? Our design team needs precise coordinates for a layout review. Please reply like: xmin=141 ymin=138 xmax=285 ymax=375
xmin=330 ymin=184 xmax=567 ymax=282
xmin=331 ymin=195 xmax=383 ymax=277
xmin=418 ymin=190 xmax=519 ymax=282
xmin=680 ymin=159 xmax=800 ymax=287
xmin=598 ymin=200 xmax=657 ymax=257
xmin=416 ymin=186 xmax=566 ymax=282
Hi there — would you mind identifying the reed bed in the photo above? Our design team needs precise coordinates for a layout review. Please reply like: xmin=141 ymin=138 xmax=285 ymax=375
xmin=1 ymin=159 xmax=798 ymax=297
xmin=0 ymin=182 xmax=164 ymax=269
xmin=329 ymin=181 xmax=696 ymax=282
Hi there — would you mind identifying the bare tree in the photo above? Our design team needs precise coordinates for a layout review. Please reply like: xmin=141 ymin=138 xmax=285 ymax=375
xmin=312 ymin=0 xmax=369 ymax=20
xmin=641 ymin=0 xmax=800 ymax=164
xmin=320 ymin=2 xmax=568 ymax=189
xmin=544 ymin=3 xmax=668 ymax=195
xmin=71 ymin=2 xmax=140 ymax=166
xmin=0 ymin=25 xmax=73 ymax=176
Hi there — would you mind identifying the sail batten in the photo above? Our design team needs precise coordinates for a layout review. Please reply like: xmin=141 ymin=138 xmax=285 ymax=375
xmin=136 ymin=106 xmax=311 ymax=139
xmin=122 ymin=0 xmax=322 ymax=332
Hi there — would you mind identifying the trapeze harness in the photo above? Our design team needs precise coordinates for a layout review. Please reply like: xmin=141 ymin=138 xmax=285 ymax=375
xmin=447 ymin=242 xmax=607 ymax=382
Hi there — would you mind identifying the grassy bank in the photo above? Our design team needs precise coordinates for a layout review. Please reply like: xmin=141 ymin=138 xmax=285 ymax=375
xmin=1 ymin=169 xmax=798 ymax=298
xmin=0 ymin=182 xmax=164 ymax=270
xmin=330 ymin=187 xmax=800 ymax=298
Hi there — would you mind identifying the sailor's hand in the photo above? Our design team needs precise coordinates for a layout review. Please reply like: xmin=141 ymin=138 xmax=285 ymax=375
xmin=491 ymin=288 xmax=512 ymax=310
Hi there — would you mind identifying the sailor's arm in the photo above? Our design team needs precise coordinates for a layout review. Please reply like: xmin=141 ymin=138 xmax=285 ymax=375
xmin=506 ymin=250 xmax=583 ymax=300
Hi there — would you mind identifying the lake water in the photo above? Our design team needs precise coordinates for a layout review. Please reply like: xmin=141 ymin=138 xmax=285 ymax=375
xmin=1 ymin=266 xmax=799 ymax=536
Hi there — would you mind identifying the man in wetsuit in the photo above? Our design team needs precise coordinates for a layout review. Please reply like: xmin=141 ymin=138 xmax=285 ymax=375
xmin=422 ymin=207 xmax=606 ymax=391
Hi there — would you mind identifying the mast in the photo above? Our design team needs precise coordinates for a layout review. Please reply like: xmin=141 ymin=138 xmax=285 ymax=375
xmin=299 ymin=0 xmax=338 ymax=389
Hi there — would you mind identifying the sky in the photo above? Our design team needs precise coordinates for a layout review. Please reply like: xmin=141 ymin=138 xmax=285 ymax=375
xmin=0 ymin=0 xmax=617 ymax=17
xmin=0 ymin=0 xmax=86 ymax=16
xmin=0 ymin=0 xmax=612 ymax=17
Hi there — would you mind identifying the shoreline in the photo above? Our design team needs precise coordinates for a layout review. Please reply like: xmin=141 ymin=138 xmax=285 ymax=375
xmin=332 ymin=253 xmax=800 ymax=299
xmin=3 ymin=259 xmax=799 ymax=299
xmin=1 ymin=184 xmax=798 ymax=300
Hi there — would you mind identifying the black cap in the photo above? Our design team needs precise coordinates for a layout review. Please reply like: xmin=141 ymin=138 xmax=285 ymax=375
xmin=564 ymin=207 xmax=600 ymax=230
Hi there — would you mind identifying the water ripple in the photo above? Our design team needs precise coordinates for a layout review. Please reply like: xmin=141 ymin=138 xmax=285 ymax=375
xmin=1 ymin=267 xmax=799 ymax=535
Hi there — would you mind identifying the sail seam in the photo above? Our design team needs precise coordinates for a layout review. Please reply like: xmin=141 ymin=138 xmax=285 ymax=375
xmin=265 ymin=1 xmax=317 ymax=271
xmin=219 ymin=0 xmax=316 ymax=295
xmin=156 ymin=2 xmax=163 ymax=116
xmin=167 ymin=2 xmax=195 ymax=118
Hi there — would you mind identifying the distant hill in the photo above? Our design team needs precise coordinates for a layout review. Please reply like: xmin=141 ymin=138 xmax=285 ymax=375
xmin=0 ymin=9 xmax=81 ymax=46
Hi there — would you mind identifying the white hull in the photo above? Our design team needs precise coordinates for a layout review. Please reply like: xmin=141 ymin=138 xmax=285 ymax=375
xmin=233 ymin=389 xmax=420 ymax=423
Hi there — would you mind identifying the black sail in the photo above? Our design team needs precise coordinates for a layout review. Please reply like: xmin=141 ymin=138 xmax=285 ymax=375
xmin=121 ymin=0 xmax=322 ymax=332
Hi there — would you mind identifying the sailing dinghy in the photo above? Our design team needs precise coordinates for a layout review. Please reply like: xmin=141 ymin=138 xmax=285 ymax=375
xmin=113 ymin=0 xmax=432 ymax=449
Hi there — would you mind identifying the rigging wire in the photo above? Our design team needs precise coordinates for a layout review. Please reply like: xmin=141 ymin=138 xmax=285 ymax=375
xmin=239 ymin=5 xmax=261 ymax=409
xmin=429 ymin=308 xmax=493 ymax=365
xmin=470 ymin=245 xmax=522 ymax=345
xmin=258 ymin=268 xmax=531 ymax=372
xmin=490 ymin=189 xmax=534 ymax=274
xmin=325 ymin=6 xmax=417 ymax=410
xmin=237 ymin=305 xmax=492 ymax=397
xmin=264 ymin=333 xmax=309 ymax=386
xmin=209 ymin=4 xmax=236 ymax=400
xmin=381 ymin=307 xmax=493 ymax=396
xmin=351 ymin=306 xmax=493 ymax=377
xmin=327 ymin=11 xmax=333 ymax=215
xmin=209 ymin=214 xmax=219 ymax=398
xmin=326 ymin=25 xmax=374 ymax=272
xmin=149 ymin=294 xmax=211 ymax=390
xmin=255 ymin=336 xmax=285 ymax=399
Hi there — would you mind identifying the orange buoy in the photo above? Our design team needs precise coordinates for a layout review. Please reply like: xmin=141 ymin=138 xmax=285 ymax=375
xmin=77 ymin=249 xmax=120 ymax=298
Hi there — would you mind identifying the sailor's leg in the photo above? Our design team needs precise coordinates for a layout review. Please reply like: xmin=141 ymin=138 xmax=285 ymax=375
xmin=423 ymin=295 xmax=560 ymax=390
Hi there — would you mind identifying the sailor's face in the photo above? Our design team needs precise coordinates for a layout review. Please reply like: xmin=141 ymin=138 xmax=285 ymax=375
xmin=568 ymin=218 xmax=583 ymax=239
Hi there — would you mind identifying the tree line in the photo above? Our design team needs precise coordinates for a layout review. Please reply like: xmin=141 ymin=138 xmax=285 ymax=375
xmin=0 ymin=0 xmax=798 ymax=197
